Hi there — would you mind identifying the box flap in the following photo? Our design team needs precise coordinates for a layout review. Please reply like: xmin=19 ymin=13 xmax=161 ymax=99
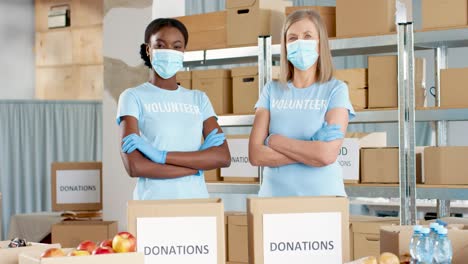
xmin=231 ymin=66 xmax=258 ymax=77
xmin=226 ymin=0 xmax=257 ymax=9
xmin=192 ymin=69 xmax=231 ymax=79
xmin=228 ymin=214 xmax=247 ymax=226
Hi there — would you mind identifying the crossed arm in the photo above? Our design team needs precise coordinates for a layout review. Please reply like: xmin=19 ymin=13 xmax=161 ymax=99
xmin=119 ymin=116 xmax=231 ymax=179
xmin=248 ymin=108 xmax=349 ymax=168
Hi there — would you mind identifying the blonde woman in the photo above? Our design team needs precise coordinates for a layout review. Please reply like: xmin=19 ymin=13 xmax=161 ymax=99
xmin=249 ymin=10 xmax=355 ymax=197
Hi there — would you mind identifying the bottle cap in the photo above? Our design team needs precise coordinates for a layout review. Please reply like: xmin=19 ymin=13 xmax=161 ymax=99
xmin=437 ymin=227 xmax=448 ymax=235
xmin=421 ymin=227 xmax=430 ymax=234
xmin=430 ymin=222 xmax=440 ymax=230
xmin=413 ymin=225 xmax=423 ymax=232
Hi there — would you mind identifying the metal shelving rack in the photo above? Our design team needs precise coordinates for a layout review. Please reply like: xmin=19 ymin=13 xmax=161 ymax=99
xmin=183 ymin=9 xmax=468 ymax=224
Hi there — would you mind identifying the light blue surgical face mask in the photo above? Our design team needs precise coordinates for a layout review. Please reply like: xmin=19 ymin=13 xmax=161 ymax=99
xmin=151 ymin=49 xmax=184 ymax=79
xmin=286 ymin=39 xmax=319 ymax=71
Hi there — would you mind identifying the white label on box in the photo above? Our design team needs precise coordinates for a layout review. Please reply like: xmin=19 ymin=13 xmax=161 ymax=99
xmin=137 ymin=217 xmax=217 ymax=264
xmin=56 ymin=169 xmax=100 ymax=204
xmin=221 ymin=138 xmax=258 ymax=178
xmin=337 ymin=138 xmax=360 ymax=181
xmin=263 ymin=212 xmax=342 ymax=264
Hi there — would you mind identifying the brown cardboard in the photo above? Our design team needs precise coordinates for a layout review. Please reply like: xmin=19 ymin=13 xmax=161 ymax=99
xmin=176 ymin=11 xmax=227 ymax=51
xmin=176 ymin=71 xmax=191 ymax=89
xmin=361 ymin=148 xmax=399 ymax=184
xmin=222 ymin=135 xmax=259 ymax=183
xmin=205 ymin=169 xmax=222 ymax=182
xmin=192 ymin=69 xmax=232 ymax=115
xmin=226 ymin=0 xmax=291 ymax=46
xmin=51 ymin=162 xmax=102 ymax=212
xmin=422 ymin=0 xmax=468 ymax=30
xmin=248 ymin=197 xmax=350 ymax=263
xmin=380 ymin=225 xmax=414 ymax=258
xmin=0 ymin=242 xmax=61 ymax=264
xmin=334 ymin=68 xmax=368 ymax=90
xmin=440 ymin=68 xmax=468 ymax=107
xmin=19 ymin=249 xmax=144 ymax=264
xmin=349 ymin=216 xmax=399 ymax=260
xmin=225 ymin=212 xmax=246 ymax=263
xmin=369 ymin=56 xmax=425 ymax=108
xmin=424 ymin=147 xmax=468 ymax=185
xmin=51 ymin=221 xmax=117 ymax=248
xmin=232 ymin=66 xmax=258 ymax=114
xmin=228 ymin=214 xmax=249 ymax=263
xmin=285 ymin=6 xmax=336 ymax=37
xmin=349 ymin=88 xmax=368 ymax=110
xmin=127 ymin=199 xmax=225 ymax=264
xmin=336 ymin=0 xmax=396 ymax=37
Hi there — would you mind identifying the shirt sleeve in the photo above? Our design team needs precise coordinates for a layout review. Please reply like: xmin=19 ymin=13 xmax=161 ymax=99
xmin=200 ymin=92 xmax=217 ymax=121
xmin=327 ymin=82 xmax=356 ymax=120
xmin=116 ymin=89 xmax=141 ymax=125
xmin=254 ymin=81 xmax=272 ymax=110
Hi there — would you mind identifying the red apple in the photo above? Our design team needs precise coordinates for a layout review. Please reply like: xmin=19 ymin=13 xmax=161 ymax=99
xmin=99 ymin=239 xmax=113 ymax=248
xmin=77 ymin=240 xmax=97 ymax=253
xmin=92 ymin=246 xmax=114 ymax=255
xmin=41 ymin=248 xmax=65 ymax=258
xmin=68 ymin=250 xmax=91 ymax=256
xmin=112 ymin=232 xmax=137 ymax=253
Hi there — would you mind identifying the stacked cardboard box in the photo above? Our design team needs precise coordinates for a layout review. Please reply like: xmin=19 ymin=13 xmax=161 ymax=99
xmin=336 ymin=0 xmax=396 ymax=37
xmin=334 ymin=68 xmax=368 ymax=110
xmin=192 ymin=69 xmax=232 ymax=115
xmin=440 ymin=68 xmax=468 ymax=107
xmin=176 ymin=11 xmax=227 ymax=51
xmin=285 ymin=6 xmax=336 ymax=38
xmin=422 ymin=0 xmax=468 ymax=30
xmin=226 ymin=0 xmax=291 ymax=46
xmin=51 ymin=221 xmax=117 ymax=248
xmin=232 ymin=66 xmax=259 ymax=114
xmin=424 ymin=147 xmax=468 ymax=185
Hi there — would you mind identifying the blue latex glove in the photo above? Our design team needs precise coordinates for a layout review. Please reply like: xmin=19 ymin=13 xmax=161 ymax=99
xmin=122 ymin=134 xmax=167 ymax=164
xmin=200 ymin=128 xmax=226 ymax=151
xmin=311 ymin=122 xmax=344 ymax=142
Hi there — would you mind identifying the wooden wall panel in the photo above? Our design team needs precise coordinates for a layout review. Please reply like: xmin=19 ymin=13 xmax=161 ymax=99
xmin=72 ymin=27 xmax=103 ymax=65
xmin=72 ymin=0 xmax=103 ymax=27
xmin=78 ymin=65 xmax=103 ymax=99
xmin=36 ymin=30 xmax=73 ymax=66
xmin=36 ymin=66 xmax=76 ymax=99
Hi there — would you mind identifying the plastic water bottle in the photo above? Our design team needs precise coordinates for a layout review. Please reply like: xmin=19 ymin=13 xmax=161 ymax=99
xmin=430 ymin=222 xmax=440 ymax=244
xmin=433 ymin=227 xmax=453 ymax=264
xmin=410 ymin=225 xmax=423 ymax=260
xmin=416 ymin=227 xmax=433 ymax=264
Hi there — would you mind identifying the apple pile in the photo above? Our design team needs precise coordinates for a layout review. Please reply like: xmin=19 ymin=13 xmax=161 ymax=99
xmin=41 ymin=232 xmax=136 ymax=258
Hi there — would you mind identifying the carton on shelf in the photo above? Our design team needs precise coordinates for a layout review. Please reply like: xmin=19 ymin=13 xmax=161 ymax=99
xmin=127 ymin=199 xmax=225 ymax=264
xmin=285 ymin=6 xmax=336 ymax=38
xmin=336 ymin=0 xmax=396 ymax=37
xmin=192 ymin=69 xmax=232 ymax=115
xmin=440 ymin=68 xmax=468 ymax=108
xmin=424 ymin=146 xmax=468 ymax=185
xmin=205 ymin=169 xmax=222 ymax=182
xmin=422 ymin=0 xmax=468 ymax=30
xmin=227 ymin=213 xmax=249 ymax=263
xmin=176 ymin=11 xmax=227 ymax=51
xmin=248 ymin=196 xmax=350 ymax=263
xmin=226 ymin=0 xmax=292 ymax=47
xmin=348 ymin=89 xmax=368 ymax=110
xmin=221 ymin=135 xmax=259 ymax=183
xmin=334 ymin=69 xmax=368 ymax=90
xmin=176 ymin=71 xmax=191 ymax=89
xmin=0 ymin=241 xmax=60 ymax=264
xmin=51 ymin=221 xmax=117 ymax=248
xmin=232 ymin=66 xmax=259 ymax=114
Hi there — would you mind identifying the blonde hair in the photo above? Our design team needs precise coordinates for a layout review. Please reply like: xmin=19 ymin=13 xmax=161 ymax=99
xmin=279 ymin=9 xmax=334 ymax=84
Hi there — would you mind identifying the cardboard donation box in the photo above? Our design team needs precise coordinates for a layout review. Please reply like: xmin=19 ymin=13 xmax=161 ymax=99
xmin=226 ymin=0 xmax=292 ymax=46
xmin=128 ymin=199 xmax=225 ymax=264
xmin=176 ymin=11 xmax=227 ymax=51
xmin=227 ymin=213 xmax=249 ymax=263
xmin=19 ymin=249 xmax=144 ymax=264
xmin=176 ymin=71 xmax=191 ymax=89
xmin=349 ymin=216 xmax=399 ymax=260
xmin=192 ymin=69 xmax=232 ymax=115
xmin=51 ymin=221 xmax=117 ymax=248
xmin=336 ymin=0 xmax=396 ymax=37
xmin=422 ymin=0 xmax=468 ymax=30
xmin=0 ymin=241 xmax=60 ymax=264
xmin=285 ymin=6 xmax=336 ymax=38
xmin=205 ymin=169 xmax=222 ymax=182
xmin=424 ymin=147 xmax=468 ymax=185
xmin=232 ymin=66 xmax=259 ymax=114
xmin=248 ymin=196 xmax=350 ymax=263
xmin=51 ymin=162 xmax=102 ymax=212
xmin=440 ymin=68 xmax=468 ymax=108
xmin=221 ymin=135 xmax=259 ymax=183
xmin=338 ymin=133 xmax=387 ymax=183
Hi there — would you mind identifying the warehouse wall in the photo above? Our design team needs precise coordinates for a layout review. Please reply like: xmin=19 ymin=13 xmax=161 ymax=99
xmin=0 ymin=0 xmax=35 ymax=99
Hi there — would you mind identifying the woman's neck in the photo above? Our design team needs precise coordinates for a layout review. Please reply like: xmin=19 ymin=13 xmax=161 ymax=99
xmin=292 ymin=65 xmax=318 ymax=88
xmin=149 ymin=71 xmax=178 ymax=90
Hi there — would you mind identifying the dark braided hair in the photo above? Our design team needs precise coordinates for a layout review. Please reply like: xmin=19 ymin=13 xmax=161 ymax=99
xmin=139 ymin=18 xmax=189 ymax=69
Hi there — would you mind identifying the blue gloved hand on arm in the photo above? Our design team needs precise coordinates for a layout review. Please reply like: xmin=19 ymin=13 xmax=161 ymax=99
xmin=196 ymin=128 xmax=226 ymax=177
xmin=311 ymin=122 xmax=345 ymax=142
xmin=121 ymin=134 xmax=167 ymax=164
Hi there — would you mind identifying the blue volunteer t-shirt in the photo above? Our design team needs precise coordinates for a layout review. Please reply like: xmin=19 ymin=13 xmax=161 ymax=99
xmin=116 ymin=82 xmax=217 ymax=200
xmin=255 ymin=79 xmax=355 ymax=197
